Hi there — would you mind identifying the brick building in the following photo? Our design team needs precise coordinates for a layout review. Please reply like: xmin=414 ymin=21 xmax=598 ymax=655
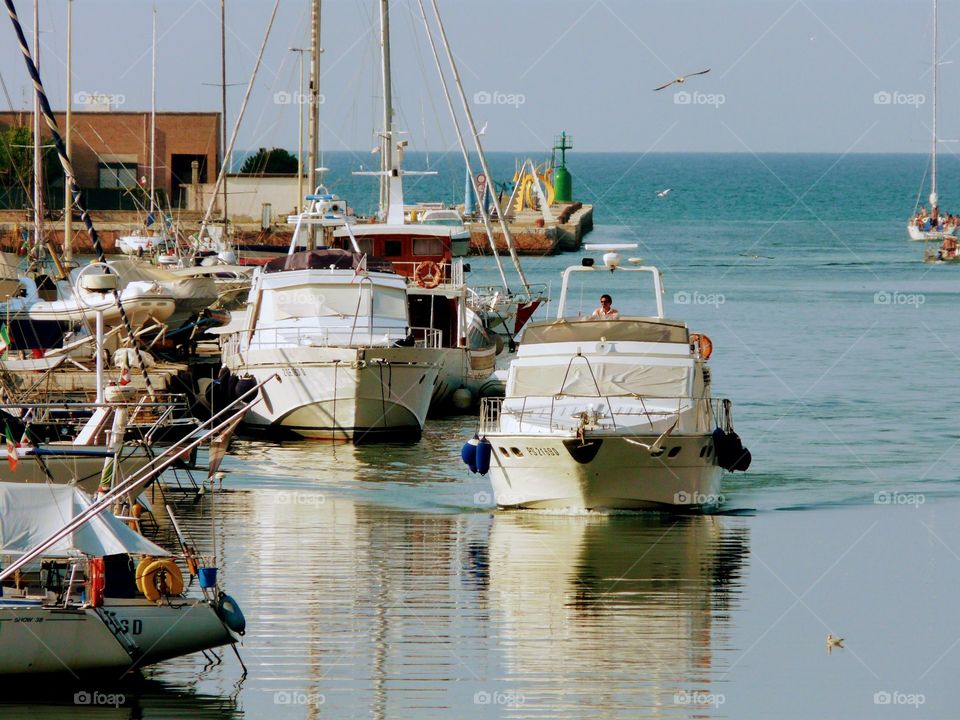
xmin=0 ymin=110 xmax=220 ymax=208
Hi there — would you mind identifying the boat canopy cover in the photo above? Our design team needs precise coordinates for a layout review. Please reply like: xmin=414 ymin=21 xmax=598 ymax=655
xmin=0 ymin=483 xmax=170 ymax=558
xmin=508 ymin=358 xmax=690 ymax=398
xmin=106 ymin=259 xmax=218 ymax=305
xmin=521 ymin=319 xmax=689 ymax=345
xmin=264 ymin=249 xmax=395 ymax=274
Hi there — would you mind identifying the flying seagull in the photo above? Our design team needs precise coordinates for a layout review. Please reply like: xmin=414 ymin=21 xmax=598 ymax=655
xmin=653 ymin=69 xmax=711 ymax=91
xmin=826 ymin=634 xmax=845 ymax=654
xmin=656 ymin=188 xmax=672 ymax=198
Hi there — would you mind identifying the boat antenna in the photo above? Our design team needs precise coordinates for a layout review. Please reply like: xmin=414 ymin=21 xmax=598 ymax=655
xmin=5 ymin=0 xmax=156 ymax=397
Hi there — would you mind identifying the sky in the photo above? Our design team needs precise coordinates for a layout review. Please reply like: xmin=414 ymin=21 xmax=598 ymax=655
xmin=0 ymin=0 xmax=952 ymax=156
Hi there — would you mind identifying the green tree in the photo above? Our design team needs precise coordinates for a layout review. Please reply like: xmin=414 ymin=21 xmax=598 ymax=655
xmin=239 ymin=147 xmax=299 ymax=175
xmin=0 ymin=125 xmax=33 ymax=190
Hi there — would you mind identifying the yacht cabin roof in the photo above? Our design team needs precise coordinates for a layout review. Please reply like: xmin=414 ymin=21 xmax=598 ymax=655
xmin=520 ymin=317 xmax=689 ymax=345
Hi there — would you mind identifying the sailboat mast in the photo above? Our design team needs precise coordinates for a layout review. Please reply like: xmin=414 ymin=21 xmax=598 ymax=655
xmin=413 ymin=0 xmax=510 ymax=291
xmin=64 ymin=0 xmax=72 ymax=262
xmin=931 ymin=0 xmax=939 ymax=214
xmin=150 ymin=5 xmax=157 ymax=218
xmin=307 ymin=0 xmax=322 ymax=247
xmin=220 ymin=0 xmax=228 ymax=223
xmin=307 ymin=0 xmax=319 ymax=196
xmin=32 ymin=0 xmax=43 ymax=259
xmin=427 ymin=0 xmax=530 ymax=291
xmin=379 ymin=0 xmax=393 ymax=217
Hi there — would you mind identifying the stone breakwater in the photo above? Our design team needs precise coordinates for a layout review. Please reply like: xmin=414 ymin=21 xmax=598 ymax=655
xmin=0 ymin=204 xmax=593 ymax=257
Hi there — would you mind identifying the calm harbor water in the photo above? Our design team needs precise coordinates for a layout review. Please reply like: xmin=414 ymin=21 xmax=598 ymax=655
xmin=6 ymin=153 xmax=960 ymax=718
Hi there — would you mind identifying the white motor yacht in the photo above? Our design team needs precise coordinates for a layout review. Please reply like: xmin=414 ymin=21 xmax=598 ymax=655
xmin=214 ymin=207 xmax=444 ymax=441
xmin=467 ymin=246 xmax=751 ymax=510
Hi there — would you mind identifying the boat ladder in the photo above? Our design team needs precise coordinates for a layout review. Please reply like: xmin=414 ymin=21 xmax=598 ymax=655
xmin=93 ymin=605 xmax=143 ymax=664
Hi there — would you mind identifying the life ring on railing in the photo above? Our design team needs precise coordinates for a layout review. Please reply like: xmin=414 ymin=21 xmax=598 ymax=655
xmin=690 ymin=333 xmax=713 ymax=360
xmin=414 ymin=260 xmax=443 ymax=289
xmin=139 ymin=558 xmax=185 ymax=602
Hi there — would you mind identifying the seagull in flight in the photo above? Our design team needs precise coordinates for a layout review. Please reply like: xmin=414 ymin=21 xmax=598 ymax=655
xmin=653 ymin=69 xmax=711 ymax=91
xmin=475 ymin=121 xmax=488 ymax=137
xmin=656 ymin=188 xmax=671 ymax=198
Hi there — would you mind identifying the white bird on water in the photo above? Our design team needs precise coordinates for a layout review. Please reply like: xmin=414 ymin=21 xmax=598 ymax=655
xmin=826 ymin=634 xmax=845 ymax=653
xmin=653 ymin=68 xmax=711 ymax=91
xmin=656 ymin=188 xmax=672 ymax=198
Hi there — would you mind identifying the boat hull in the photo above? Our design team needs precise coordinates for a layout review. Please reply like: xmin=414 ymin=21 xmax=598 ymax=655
xmin=117 ymin=235 xmax=157 ymax=255
xmin=0 ymin=598 xmax=234 ymax=675
xmin=430 ymin=345 xmax=498 ymax=410
xmin=485 ymin=434 xmax=724 ymax=510
xmin=228 ymin=346 xmax=442 ymax=441
xmin=907 ymin=224 xmax=957 ymax=241
xmin=1 ymin=447 xmax=155 ymax=493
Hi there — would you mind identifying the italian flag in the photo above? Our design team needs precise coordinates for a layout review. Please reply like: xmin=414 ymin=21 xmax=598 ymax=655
xmin=5 ymin=423 xmax=17 ymax=472
xmin=0 ymin=323 xmax=9 ymax=358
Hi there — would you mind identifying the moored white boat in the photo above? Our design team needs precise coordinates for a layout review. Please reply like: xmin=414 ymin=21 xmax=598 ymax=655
xmin=0 ymin=269 xmax=175 ymax=352
xmin=117 ymin=228 xmax=165 ymax=256
xmin=215 ymin=245 xmax=444 ymax=442
xmin=467 ymin=247 xmax=751 ymax=511
xmin=330 ymin=142 xmax=544 ymax=412
xmin=0 ymin=483 xmax=244 ymax=675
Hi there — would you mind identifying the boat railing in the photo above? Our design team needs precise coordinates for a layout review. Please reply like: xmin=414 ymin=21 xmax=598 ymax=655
xmin=410 ymin=327 xmax=443 ymax=350
xmin=479 ymin=394 xmax=724 ymax=436
xmin=0 ymin=391 xmax=190 ymax=444
xmin=466 ymin=284 xmax=549 ymax=315
xmin=387 ymin=259 xmax=456 ymax=286
xmin=0 ymin=394 xmax=191 ymax=428
xmin=225 ymin=324 xmax=439 ymax=357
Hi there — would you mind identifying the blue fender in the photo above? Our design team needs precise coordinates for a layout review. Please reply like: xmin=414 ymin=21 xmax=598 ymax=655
xmin=461 ymin=435 xmax=479 ymax=473
xmin=476 ymin=437 xmax=493 ymax=475
xmin=217 ymin=592 xmax=246 ymax=636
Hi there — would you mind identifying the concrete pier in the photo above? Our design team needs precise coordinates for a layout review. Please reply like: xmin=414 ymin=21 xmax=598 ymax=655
xmin=466 ymin=202 xmax=594 ymax=256
xmin=1 ymin=203 xmax=595 ymax=258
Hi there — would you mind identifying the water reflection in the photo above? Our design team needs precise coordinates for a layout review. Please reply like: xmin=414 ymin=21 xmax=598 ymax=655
xmin=486 ymin=513 xmax=749 ymax=717
xmin=134 ymin=485 xmax=750 ymax=719
xmin=0 ymin=677 xmax=239 ymax=720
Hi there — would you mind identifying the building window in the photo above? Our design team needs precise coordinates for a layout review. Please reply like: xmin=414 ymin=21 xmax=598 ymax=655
xmin=98 ymin=162 xmax=138 ymax=189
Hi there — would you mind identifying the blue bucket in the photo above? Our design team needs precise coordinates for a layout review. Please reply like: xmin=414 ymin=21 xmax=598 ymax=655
xmin=198 ymin=567 xmax=219 ymax=589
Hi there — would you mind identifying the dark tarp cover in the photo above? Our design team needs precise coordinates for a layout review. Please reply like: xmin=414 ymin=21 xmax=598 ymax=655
xmin=264 ymin=248 xmax=395 ymax=274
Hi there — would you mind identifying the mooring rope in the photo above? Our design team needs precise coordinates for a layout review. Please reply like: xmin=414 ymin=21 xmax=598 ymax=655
xmin=4 ymin=0 xmax=156 ymax=397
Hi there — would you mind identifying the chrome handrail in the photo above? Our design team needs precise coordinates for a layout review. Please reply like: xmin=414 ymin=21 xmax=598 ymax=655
xmin=479 ymin=393 xmax=722 ymax=436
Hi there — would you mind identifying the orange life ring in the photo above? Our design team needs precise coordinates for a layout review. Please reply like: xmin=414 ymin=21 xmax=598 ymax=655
xmin=140 ymin=558 xmax=185 ymax=602
xmin=414 ymin=260 xmax=443 ymax=289
xmin=690 ymin=332 xmax=713 ymax=360
xmin=88 ymin=558 xmax=105 ymax=607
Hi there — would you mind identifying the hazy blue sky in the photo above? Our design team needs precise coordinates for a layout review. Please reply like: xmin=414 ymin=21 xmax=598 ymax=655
xmin=0 ymin=0 xmax=952 ymax=155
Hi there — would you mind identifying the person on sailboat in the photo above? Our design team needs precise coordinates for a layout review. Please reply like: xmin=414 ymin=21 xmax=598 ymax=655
xmin=590 ymin=294 xmax=620 ymax=320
